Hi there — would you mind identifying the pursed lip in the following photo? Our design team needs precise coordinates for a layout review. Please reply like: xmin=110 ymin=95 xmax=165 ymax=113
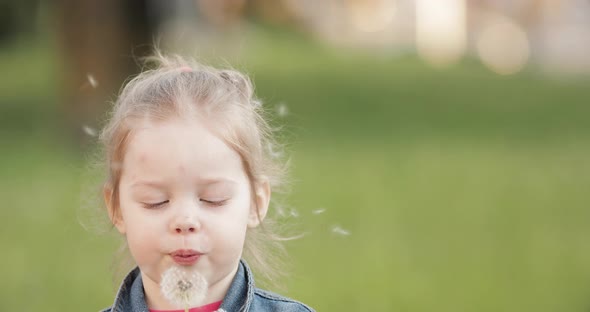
xmin=170 ymin=249 xmax=202 ymax=265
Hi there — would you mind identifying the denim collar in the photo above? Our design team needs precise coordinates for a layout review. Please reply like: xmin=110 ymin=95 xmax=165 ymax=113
xmin=109 ymin=259 xmax=254 ymax=312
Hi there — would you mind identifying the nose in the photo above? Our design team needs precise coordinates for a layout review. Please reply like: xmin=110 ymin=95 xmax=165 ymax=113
xmin=171 ymin=213 xmax=200 ymax=234
xmin=173 ymin=218 xmax=200 ymax=234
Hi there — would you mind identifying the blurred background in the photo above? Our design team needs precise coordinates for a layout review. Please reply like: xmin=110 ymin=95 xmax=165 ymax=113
xmin=2 ymin=0 xmax=590 ymax=311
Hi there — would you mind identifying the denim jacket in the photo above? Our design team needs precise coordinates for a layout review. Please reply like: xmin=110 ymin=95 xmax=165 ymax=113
xmin=101 ymin=259 xmax=314 ymax=312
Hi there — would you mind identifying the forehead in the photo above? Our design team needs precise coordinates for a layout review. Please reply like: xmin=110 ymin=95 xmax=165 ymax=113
xmin=122 ymin=118 xmax=246 ymax=183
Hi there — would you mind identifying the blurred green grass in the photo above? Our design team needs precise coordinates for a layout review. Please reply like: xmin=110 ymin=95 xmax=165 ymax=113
xmin=2 ymin=27 xmax=590 ymax=311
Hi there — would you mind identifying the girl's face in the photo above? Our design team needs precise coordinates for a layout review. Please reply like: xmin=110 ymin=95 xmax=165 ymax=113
xmin=109 ymin=117 xmax=267 ymax=307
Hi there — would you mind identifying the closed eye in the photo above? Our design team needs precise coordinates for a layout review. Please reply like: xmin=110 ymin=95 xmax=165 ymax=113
xmin=143 ymin=200 xmax=169 ymax=209
xmin=200 ymin=199 xmax=228 ymax=207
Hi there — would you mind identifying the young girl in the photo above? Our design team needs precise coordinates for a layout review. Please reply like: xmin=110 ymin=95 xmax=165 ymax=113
xmin=98 ymin=52 xmax=314 ymax=312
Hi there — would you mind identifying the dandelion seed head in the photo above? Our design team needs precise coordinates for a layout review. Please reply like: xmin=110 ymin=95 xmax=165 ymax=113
xmin=86 ymin=73 xmax=98 ymax=88
xmin=276 ymin=102 xmax=288 ymax=117
xmin=82 ymin=125 xmax=97 ymax=137
xmin=160 ymin=266 xmax=208 ymax=309
xmin=331 ymin=225 xmax=351 ymax=236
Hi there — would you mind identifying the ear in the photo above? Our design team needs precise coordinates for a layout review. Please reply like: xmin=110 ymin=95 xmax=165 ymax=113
xmin=103 ymin=184 xmax=126 ymax=234
xmin=248 ymin=179 xmax=270 ymax=228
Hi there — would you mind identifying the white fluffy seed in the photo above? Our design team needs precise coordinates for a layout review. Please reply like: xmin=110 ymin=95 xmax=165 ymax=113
xmin=331 ymin=225 xmax=351 ymax=236
xmin=312 ymin=208 xmax=326 ymax=215
xmin=87 ymin=74 xmax=98 ymax=88
xmin=82 ymin=125 xmax=97 ymax=137
xmin=276 ymin=102 xmax=288 ymax=117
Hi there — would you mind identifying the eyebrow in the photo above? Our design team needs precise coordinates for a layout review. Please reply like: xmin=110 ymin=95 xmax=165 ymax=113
xmin=130 ymin=178 xmax=238 ymax=189
xmin=130 ymin=181 xmax=165 ymax=189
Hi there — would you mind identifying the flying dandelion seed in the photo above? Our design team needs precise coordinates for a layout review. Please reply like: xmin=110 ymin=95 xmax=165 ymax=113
xmin=331 ymin=225 xmax=351 ymax=236
xmin=275 ymin=204 xmax=287 ymax=217
xmin=283 ymin=232 xmax=307 ymax=241
xmin=267 ymin=143 xmax=283 ymax=159
xmin=82 ymin=125 xmax=97 ymax=137
xmin=86 ymin=74 xmax=98 ymax=88
xmin=289 ymin=208 xmax=299 ymax=218
xmin=160 ymin=266 xmax=208 ymax=311
xmin=312 ymin=208 xmax=326 ymax=215
xmin=251 ymin=99 xmax=262 ymax=108
xmin=276 ymin=102 xmax=288 ymax=117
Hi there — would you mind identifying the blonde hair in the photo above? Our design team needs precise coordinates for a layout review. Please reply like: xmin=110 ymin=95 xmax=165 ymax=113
xmin=98 ymin=52 xmax=289 ymax=286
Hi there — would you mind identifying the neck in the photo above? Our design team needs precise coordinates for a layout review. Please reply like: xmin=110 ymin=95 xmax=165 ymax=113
xmin=141 ymin=265 xmax=239 ymax=310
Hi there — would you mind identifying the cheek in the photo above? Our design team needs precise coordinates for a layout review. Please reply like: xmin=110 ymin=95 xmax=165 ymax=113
xmin=120 ymin=208 xmax=164 ymax=264
xmin=220 ymin=196 xmax=251 ymax=230
xmin=208 ymin=225 xmax=248 ymax=267
xmin=125 ymin=223 xmax=162 ymax=266
xmin=209 ymin=199 xmax=251 ymax=252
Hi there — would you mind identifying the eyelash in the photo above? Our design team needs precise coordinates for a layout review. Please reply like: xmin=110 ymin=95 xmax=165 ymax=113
xmin=142 ymin=199 xmax=227 ymax=209
xmin=143 ymin=200 xmax=169 ymax=209
xmin=200 ymin=199 xmax=228 ymax=207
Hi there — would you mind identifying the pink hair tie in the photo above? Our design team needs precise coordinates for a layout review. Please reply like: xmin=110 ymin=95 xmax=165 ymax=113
xmin=179 ymin=66 xmax=192 ymax=72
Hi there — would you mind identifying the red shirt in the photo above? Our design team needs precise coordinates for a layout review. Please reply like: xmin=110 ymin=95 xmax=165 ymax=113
xmin=149 ymin=301 xmax=222 ymax=312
